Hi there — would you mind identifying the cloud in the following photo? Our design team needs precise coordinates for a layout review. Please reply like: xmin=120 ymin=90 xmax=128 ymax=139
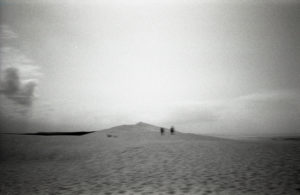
xmin=1 ymin=67 xmax=20 ymax=95
xmin=0 ymin=47 xmax=42 ymax=78
xmin=0 ymin=67 xmax=37 ymax=106
xmin=222 ymin=90 xmax=300 ymax=135
xmin=0 ymin=25 xmax=18 ymax=40
xmin=166 ymin=90 xmax=300 ymax=136
xmin=0 ymin=25 xmax=41 ymax=108
xmin=165 ymin=102 xmax=220 ymax=124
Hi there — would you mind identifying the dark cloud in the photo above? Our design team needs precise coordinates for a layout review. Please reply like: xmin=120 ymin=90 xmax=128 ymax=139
xmin=2 ymin=67 xmax=20 ymax=94
xmin=0 ymin=67 xmax=37 ymax=106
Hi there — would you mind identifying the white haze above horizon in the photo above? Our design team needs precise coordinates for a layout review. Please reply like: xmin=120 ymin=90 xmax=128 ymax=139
xmin=0 ymin=0 xmax=300 ymax=136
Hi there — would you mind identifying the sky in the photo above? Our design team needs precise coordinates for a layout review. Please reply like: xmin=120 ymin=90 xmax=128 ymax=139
xmin=0 ymin=0 xmax=299 ymax=136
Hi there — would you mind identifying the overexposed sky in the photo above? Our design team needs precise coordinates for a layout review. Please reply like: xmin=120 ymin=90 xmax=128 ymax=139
xmin=0 ymin=0 xmax=299 ymax=135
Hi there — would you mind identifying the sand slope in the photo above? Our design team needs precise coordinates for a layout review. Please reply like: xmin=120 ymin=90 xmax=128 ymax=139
xmin=1 ymin=122 xmax=300 ymax=194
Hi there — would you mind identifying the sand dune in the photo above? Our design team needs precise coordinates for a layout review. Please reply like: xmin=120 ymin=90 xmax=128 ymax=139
xmin=1 ymin=122 xmax=300 ymax=194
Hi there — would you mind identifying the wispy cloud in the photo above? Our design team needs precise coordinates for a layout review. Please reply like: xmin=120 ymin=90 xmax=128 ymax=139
xmin=164 ymin=101 xmax=221 ymax=124
xmin=167 ymin=90 xmax=300 ymax=136
xmin=0 ymin=25 xmax=18 ymax=40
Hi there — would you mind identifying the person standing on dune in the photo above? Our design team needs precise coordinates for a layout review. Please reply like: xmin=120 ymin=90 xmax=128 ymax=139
xmin=160 ymin=127 xmax=165 ymax=135
xmin=170 ymin=126 xmax=175 ymax=135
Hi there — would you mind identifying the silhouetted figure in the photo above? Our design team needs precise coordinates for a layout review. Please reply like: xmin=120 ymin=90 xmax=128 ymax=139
xmin=170 ymin=126 xmax=175 ymax=135
xmin=160 ymin=127 xmax=165 ymax=135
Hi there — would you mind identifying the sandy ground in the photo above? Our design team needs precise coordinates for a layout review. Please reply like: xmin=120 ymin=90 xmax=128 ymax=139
xmin=1 ymin=123 xmax=300 ymax=195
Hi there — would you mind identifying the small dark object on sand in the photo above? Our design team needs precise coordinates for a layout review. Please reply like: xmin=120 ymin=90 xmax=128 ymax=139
xmin=107 ymin=134 xmax=118 ymax=138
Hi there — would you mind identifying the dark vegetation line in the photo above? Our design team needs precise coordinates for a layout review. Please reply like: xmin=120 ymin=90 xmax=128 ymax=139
xmin=271 ymin=137 xmax=300 ymax=141
xmin=0 ymin=131 xmax=95 ymax=136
